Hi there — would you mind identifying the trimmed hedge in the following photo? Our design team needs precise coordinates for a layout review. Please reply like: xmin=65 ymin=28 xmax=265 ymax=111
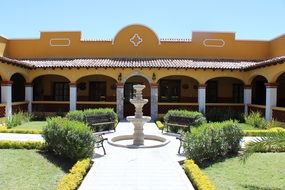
xmin=184 ymin=120 xmax=243 ymax=164
xmin=66 ymin=108 xmax=118 ymax=131
xmin=164 ymin=110 xmax=206 ymax=132
xmin=155 ymin=121 xmax=164 ymax=130
xmin=43 ymin=117 xmax=96 ymax=161
xmin=0 ymin=128 xmax=42 ymax=134
xmin=0 ymin=140 xmax=46 ymax=150
xmin=244 ymin=127 xmax=285 ymax=136
xmin=57 ymin=158 xmax=91 ymax=190
xmin=184 ymin=160 xmax=216 ymax=190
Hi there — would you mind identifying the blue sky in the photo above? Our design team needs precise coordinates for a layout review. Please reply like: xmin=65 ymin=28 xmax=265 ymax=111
xmin=1 ymin=0 xmax=284 ymax=40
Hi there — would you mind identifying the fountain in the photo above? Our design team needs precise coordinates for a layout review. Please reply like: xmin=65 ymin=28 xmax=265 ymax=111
xmin=108 ymin=84 xmax=169 ymax=148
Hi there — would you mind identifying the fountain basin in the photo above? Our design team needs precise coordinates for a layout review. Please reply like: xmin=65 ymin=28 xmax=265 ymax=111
xmin=108 ymin=134 xmax=170 ymax=148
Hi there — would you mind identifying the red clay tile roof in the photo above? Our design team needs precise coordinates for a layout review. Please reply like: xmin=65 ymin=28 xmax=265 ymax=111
xmin=1 ymin=56 xmax=285 ymax=70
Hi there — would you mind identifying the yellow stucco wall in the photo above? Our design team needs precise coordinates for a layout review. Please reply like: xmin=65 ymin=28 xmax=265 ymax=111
xmin=0 ymin=24 xmax=285 ymax=98
xmin=4 ymin=24 xmax=283 ymax=60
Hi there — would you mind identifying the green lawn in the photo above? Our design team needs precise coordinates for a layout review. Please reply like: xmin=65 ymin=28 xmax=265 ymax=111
xmin=203 ymin=153 xmax=285 ymax=190
xmin=0 ymin=149 xmax=73 ymax=190
xmin=13 ymin=121 xmax=47 ymax=130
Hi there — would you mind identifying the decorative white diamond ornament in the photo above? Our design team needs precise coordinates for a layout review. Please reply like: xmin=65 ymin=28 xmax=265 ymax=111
xmin=130 ymin=34 xmax=143 ymax=46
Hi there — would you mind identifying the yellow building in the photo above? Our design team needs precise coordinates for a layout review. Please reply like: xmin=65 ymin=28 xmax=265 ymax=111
xmin=0 ymin=24 xmax=285 ymax=121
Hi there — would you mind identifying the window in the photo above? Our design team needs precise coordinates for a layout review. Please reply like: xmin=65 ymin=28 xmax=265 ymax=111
xmin=89 ymin=81 xmax=106 ymax=101
xmin=159 ymin=80 xmax=181 ymax=102
xmin=54 ymin=82 xmax=69 ymax=101
xmin=232 ymin=84 xmax=243 ymax=103
xmin=206 ymin=81 xmax=218 ymax=103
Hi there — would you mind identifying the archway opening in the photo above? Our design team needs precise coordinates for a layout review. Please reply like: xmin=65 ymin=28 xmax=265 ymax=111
xmin=124 ymin=76 xmax=150 ymax=117
xmin=206 ymin=77 xmax=244 ymax=103
xmin=277 ymin=73 xmax=285 ymax=107
xmin=157 ymin=75 xmax=199 ymax=114
xmin=32 ymin=75 xmax=70 ymax=113
xmin=251 ymin=75 xmax=267 ymax=105
xmin=33 ymin=75 xmax=70 ymax=101
xmin=10 ymin=73 xmax=26 ymax=102
xmin=76 ymin=75 xmax=117 ymax=110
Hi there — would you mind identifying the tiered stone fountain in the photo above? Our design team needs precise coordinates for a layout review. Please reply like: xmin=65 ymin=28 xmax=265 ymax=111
xmin=108 ymin=84 xmax=169 ymax=148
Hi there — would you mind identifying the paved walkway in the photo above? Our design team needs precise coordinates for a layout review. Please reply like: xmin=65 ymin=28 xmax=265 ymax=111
xmin=0 ymin=123 xmax=260 ymax=190
xmin=79 ymin=122 xmax=194 ymax=190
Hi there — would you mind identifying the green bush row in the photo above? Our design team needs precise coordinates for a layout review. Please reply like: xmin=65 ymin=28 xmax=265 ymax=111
xmin=43 ymin=117 xmax=96 ymax=161
xmin=57 ymin=158 xmax=92 ymax=190
xmin=0 ymin=128 xmax=42 ymax=134
xmin=164 ymin=110 xmax=206 ymax=132
xmin=0 ymin=140 xmax=46 ymax=150
xmin=6 ymin=111 xmax=31 ymax=128
xmin=184 ymin=120 xmax=243 ymax=164
xmin=66 ymin=108 xmax=118 ymax=131
xmin=184 ymin=160 xmax=216 ymax=190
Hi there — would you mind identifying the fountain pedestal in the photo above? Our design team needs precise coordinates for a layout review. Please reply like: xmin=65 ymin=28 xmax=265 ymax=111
xmin=108 ymin=84 xmax=169 ymax=148
xmin=126 ymin=85 xmax=151 ymax=145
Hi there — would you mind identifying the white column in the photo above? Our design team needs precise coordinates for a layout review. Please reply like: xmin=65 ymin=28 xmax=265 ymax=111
xmin=1 ymin=81 xmax=12 ymax=117
xmin=150 ymin=83 xmax=158 ymax=120
xmin=69 ymin=83 xmax=77 ymax=111
xmin=265 ymin=83 xmax=277 ymax=120
xmin=116 ymin=83 xmax=124 ymax=120
xmin=198 ymin=85 xmax=206 ymax=114
xmin=243 ymin=85 xmax=252 ymax=116
xmin=25 ymin=83 xmax=33 ymax=113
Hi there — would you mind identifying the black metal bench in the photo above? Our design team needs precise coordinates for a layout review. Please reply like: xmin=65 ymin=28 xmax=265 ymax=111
xmin=94 ymin=131 xmax=108 ymax=155
xmin=164 ymin=115 xmax=194 ymax=133
xmin=85 ymin=115 xmax=116 ymax=132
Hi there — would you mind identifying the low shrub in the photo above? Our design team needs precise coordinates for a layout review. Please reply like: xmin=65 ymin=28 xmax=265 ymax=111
xmin=155 ymin=120 xmax=164 ymax=130
xmin=57 ymin=158 xmax=91 ymax=190
xmin=0 ymin=140 xmax=46 ymax=150
xmin=66 ymin=110 xmax=84 ymax=122
xmin=206 ymin=107 xmax=243 ymax=122
xmin=183 ymin=120 xmax=243 ymax=164
xmin=164 ymin=110 xmax=206 ymax=132
xmin=244 ymin=112 xmax=267 ymax=129
xmin=43 ymin=117 xmax=96 ymax=161
xmin=184 ymin=160 xmax=216 ymax=190
xmin=65 ymin=108 xmax=118 ymax=131
xmin=6 ymin=111 xmax=32 ymax=128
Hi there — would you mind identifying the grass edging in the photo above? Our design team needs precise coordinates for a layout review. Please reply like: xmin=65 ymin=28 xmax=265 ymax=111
xmin=243 ymin=129 xmax=285 ymax=136
xmin=184 ymin=160 xmax=216 ymax=190
xmin=0 ymin=140 xmax=46 ymax=149
xmin=57 ymin=158 xmax=92 ymax=190
xmin=0 ymin=128 xmax=43 ymax=134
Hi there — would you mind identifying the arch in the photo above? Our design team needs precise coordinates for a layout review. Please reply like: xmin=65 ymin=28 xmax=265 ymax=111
xmin=277 ymin=72 xmax=285 ymax=107
xmin=10 ymin=73 xmax=26 ymax=102
xmin=206 ymin=77 xmax=244 ymax=103
xmin=251 ymin=75 xmax=268 ymax=105
xmin=205 ymin=75 xmax=246 ymax=85
xmin=76 ymin=75 xmax=117 ymax=102
xmin=158 ymin=75 xmax=199 ymax=103
xmin=247 ymin=74 xmax=269 ymax=85
xmin=113 ymin=24 xmax=160 ymax=46
xmin=122 ymin=71 xmax=152 ymax=84
xmin=124 ymin=75 xmax=151 ymax=117
xmin=272 ymin=70 xmax=285 ymax=82
xmin=32 ymin=74 xmax=70 ymax=101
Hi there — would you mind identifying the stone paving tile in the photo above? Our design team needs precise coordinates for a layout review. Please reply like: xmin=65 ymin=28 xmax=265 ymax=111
xmin=79 ymin=122 xmax=194 ymax=190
